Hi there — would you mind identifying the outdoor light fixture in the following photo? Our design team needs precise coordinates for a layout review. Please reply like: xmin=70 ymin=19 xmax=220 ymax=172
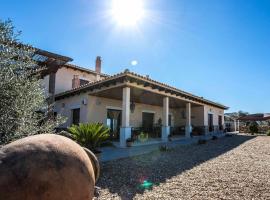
xmin=130 ymin=101 xmax=135 ymax=113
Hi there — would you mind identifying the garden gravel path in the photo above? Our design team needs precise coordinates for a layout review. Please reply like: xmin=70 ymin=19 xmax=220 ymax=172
xmin=96 ymin=134 xmax=270 ymax=200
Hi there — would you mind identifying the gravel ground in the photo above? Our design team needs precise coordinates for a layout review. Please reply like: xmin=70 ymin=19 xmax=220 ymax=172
xmin=96 ymin=134 xmax=270 ymax=200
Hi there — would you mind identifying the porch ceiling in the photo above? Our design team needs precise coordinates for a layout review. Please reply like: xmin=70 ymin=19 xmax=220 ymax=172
xmin=90 ymin=86 xmax=200 ymax=108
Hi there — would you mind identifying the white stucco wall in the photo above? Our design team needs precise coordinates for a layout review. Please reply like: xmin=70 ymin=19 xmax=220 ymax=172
xmin=41 ymin=66 xmax=106 ymax=96
xmin=55 ymin=67 xmax=98 ymax=94
xmin=55 ymin=95 xmax=214 ymax=128
xmin=203 ymin=105 xmax=224 ymax=126
xmin=54 ymin=94 xmax=89 ymax=127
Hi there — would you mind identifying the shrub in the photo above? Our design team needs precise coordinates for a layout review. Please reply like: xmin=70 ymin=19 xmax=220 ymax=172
xmin=68 ymin=123 xmax=109 ymax=153
xmin=159 ymin=145 xmax=173 ymax=152
xmin=266 ymin=130 xmax=270 ymax=136
xmin=138 ymin=132 xmax=148 ymax=142
xmin=249 ymin=122 xmax=259 ymax=134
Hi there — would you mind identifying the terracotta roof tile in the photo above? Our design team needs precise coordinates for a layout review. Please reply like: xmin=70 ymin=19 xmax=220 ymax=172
xmin=55 ymin=70 xmax=228 ymax=109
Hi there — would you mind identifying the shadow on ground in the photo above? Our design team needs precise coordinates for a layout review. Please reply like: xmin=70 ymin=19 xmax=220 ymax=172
xmin=97 ymin=134 xmax=255 ymax=199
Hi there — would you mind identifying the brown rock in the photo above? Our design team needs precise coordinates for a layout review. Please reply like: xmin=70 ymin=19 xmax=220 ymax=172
xmin=0 ymin=134 xmax=99 ymax=200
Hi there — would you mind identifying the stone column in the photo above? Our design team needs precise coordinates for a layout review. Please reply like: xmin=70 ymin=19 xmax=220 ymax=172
xmin=120 ymin=87 xmax=131 ymax=148
xmin=162 ymin=97 xmax=170 ymax=141
xmin=185 ymin=103 xmax=192 ymax=138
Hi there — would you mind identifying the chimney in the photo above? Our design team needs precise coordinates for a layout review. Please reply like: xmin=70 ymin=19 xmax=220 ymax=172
xmin=72 ymin=75 xmax=80 ymax=88
xmin=95 ymin=56 xmax=101 ymax=74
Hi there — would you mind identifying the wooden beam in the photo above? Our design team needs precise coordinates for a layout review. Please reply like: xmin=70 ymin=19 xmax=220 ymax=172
xmin=126 ymin=82 xmax=204 ymax=106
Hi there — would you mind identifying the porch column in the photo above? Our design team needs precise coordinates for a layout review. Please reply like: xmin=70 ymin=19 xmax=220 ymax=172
xmin=162 ymin=97 xmax=170 ymax=141
xmin=120 ymin=87 xmax=131 ymax=148
xmin=185 ymin=103 xmax=192 ymax=138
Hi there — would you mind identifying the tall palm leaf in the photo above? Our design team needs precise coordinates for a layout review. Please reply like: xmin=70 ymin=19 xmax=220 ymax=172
xmin=68 ymin=123 xmax=110 ymax=152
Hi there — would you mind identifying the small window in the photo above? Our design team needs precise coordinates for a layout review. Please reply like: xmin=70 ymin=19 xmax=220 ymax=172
xmin=72 ymin=108 xmax=80 ymax=125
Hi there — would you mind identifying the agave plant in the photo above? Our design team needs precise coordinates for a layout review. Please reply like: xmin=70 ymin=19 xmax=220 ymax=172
xmin=68 ymin=123 xmax=110 ymax=153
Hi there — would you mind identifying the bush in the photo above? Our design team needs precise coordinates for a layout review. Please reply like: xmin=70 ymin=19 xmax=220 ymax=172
xmin=159 ymin=145 xmax=173 ymax=152
xmin=249 ymin=122 xmax=259 ymax=134
xmin=138 ymin=132 xmax=148 ymax=142
xmin=266 ymin=130 xmax=270 ymax=136
xmin=68 ymin=123 xmax=110 ymax=153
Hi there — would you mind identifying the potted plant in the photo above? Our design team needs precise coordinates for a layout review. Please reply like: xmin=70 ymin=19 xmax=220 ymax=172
xmin=126 ymin=138 xmax=133 ymax=147
xmin=138 ymin=132 xmax=148 ymax=143
xmin=68 ymin=123 xmax=110 ymax=159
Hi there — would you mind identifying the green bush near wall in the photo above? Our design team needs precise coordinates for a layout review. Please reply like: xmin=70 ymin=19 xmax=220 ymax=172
xmin=249 ymin=122 xmax=259 ymax=134
xmin=266 ymin=130 xmax=270 ymax=136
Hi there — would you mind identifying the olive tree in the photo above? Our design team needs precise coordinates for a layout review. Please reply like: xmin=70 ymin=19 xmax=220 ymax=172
xmin=0 ymin=19 xmax=65 ymax=144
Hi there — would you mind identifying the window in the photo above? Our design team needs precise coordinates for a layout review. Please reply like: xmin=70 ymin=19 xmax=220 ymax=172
xmin=72 ymin=108 xmax=80 ymax=125
xmin=169 ymin=114 xmax=172 ymax=126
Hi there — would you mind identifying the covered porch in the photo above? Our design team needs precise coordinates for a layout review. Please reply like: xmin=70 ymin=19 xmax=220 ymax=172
xmin=88 ymin=74 xmax=221 ymax=147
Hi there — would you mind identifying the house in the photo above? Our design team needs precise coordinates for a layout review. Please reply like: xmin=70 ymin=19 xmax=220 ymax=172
xmin=42 ymin=52 xmax=229 ymax=147
xmin=224 ymin=114 xmax=240 ymax=132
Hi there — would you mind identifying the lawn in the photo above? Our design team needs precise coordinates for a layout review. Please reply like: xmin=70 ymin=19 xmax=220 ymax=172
xmin=96 ymin=134 xmax=270 ymax=199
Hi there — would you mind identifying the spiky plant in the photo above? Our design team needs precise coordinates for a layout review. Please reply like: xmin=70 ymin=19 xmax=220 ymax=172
xmin=68 ymin=123 xmax=110 ymax=152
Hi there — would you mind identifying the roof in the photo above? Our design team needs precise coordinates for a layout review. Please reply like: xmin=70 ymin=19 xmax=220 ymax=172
xmin=34 ymin=48 xmax=73 ymax=64
xmin=63 ymin=63 xmax=109 ymax=77
xmin=55 ymin=70 xmax=228 ymax=110
xmin=238 ymin=114 xmax=270 ymax=121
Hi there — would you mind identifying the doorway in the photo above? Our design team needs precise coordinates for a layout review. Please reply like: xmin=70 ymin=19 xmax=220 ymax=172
xmin=208 ymin=113 xmax=214 ymax=132
xmin=142 ymin=112 xmax=154 ymax=136
xmin=107 ymin=109 xmax=121 ymax=140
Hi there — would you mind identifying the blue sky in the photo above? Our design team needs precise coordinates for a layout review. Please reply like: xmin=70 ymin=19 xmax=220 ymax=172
xmin=1 ymin=0 xmax=270 ymax=113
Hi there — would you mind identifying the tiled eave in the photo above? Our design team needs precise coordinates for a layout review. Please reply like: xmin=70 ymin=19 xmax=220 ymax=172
xmin=63 ymin=63 xmax=109 ymax=77
xmin=55 ymin=71 xmax=229 ymax=110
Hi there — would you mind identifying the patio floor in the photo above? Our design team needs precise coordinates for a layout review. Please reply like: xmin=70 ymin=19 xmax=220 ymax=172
xmin=100 ymin=132 xmax=225 ymax=162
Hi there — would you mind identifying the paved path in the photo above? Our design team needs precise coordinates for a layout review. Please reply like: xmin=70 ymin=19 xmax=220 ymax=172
xmin=100 ymin=132 xmax=226 ymax=162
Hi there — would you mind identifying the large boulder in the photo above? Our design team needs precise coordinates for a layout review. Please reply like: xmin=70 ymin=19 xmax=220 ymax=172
xmin=0 ymin=134 xmax=99 ymax=200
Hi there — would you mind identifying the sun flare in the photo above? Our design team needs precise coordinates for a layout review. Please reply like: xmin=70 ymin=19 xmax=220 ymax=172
xmin=110 ymin=0 xmax=145 ymax=26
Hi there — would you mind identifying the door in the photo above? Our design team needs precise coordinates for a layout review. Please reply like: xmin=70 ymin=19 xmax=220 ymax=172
xmin=142 ymin=112 xmax=154 ymax=134
xmin=218 ymin=115 xmax=223 ymax=130
xmin=208 ymin=113 xmax=213 ymax=132
xmin=72 ymin=108 xmax=80 ymax=125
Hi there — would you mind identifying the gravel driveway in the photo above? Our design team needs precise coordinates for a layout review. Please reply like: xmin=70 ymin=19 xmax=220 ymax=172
xmin=96 ymin=134 xmax=270 ymax=200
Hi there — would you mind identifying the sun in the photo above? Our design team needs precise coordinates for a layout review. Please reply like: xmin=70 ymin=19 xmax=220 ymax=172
xmin=110 ymin=0 xmax=145 ymax=26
